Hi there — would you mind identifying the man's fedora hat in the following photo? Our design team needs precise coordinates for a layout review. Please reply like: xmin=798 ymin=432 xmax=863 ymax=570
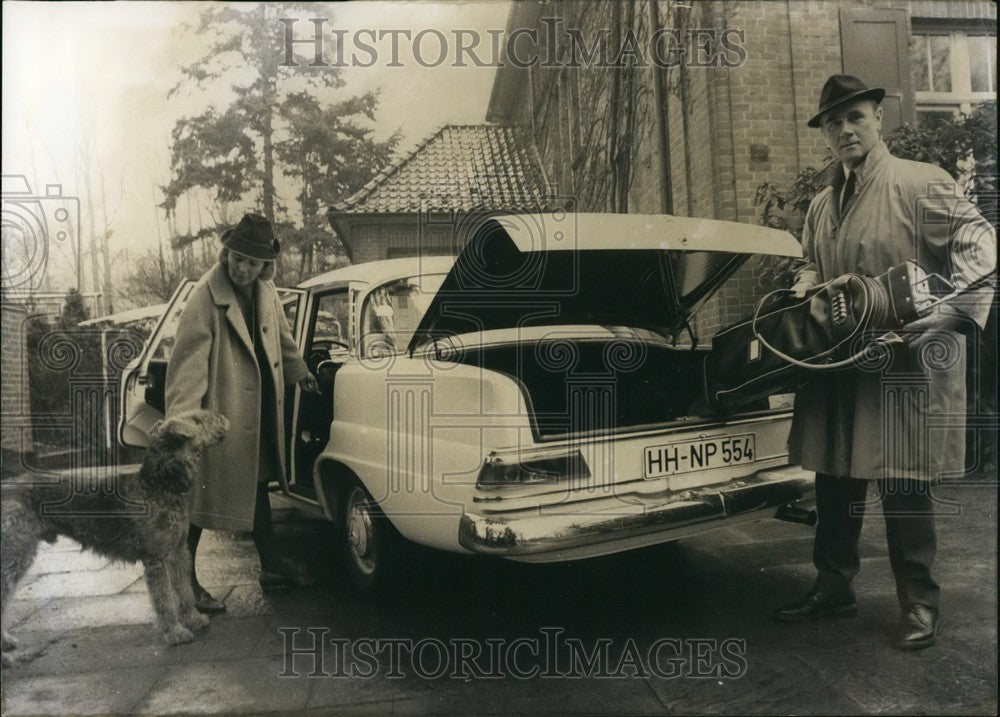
xmin=808 ymin=74 xmax=886 ymax=128
xmin=221 ymin=213 xmax=280 ymax=260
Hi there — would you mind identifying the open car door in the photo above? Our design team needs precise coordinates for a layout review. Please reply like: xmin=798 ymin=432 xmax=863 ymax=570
xmin=118 ymin=282 xmax=307 ymax=458
xmin=118 ymin=280 xmax=196 ymax=448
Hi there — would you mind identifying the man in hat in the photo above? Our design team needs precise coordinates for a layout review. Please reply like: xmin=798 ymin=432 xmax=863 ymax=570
xmin=774 ymin=75 xmax=995 ymax=649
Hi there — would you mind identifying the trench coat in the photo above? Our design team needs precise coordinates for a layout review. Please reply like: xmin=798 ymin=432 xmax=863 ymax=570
xmin=165 ymin=263 xmax=309 ymax=531
xmin=788 ymin=140 xmax=995 ymax=482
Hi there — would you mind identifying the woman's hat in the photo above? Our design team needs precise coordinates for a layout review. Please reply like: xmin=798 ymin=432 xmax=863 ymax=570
xmin=221 ymin=213 xmax=280 ymax=260
xmin=807 ymin=74 xmax=886 ymax=128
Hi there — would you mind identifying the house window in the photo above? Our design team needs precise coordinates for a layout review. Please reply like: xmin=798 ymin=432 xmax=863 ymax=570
xmin=909 ymin=29 xmax=996 ymax=129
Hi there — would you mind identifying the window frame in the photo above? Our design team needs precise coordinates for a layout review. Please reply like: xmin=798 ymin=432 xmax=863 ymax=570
xmin=910 ymin=26 xmax=996 ymax=127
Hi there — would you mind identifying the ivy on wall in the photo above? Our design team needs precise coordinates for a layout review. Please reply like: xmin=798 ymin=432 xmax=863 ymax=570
xmin=532 ymin=0 xmax=656 ymax=213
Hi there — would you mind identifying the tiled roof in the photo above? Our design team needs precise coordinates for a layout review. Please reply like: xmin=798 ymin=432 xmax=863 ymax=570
xmin=331 ymin=124 xmax=548 ymax=213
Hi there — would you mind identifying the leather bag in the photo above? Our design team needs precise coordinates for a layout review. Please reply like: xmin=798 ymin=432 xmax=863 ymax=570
xmin=704 ymin=275 xmax=888 ymax=412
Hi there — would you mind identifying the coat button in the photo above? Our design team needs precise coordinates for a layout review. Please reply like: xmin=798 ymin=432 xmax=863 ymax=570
xmin=262 ymin=326 xmax=268 ymax=334
xmin=273 ymin=361 xmax=279 ymax=368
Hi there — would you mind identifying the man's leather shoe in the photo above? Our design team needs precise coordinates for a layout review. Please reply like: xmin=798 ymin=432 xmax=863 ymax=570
xmin=895 ymin=604 xmax=938 ymax=650
xmin=774 ymin=589 xmax=857 ymax=622
xmin=193 ymin=587 xmax=226 ymax=614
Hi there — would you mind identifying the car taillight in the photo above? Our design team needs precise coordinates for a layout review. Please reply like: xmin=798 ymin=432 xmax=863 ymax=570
xmin=477 ymin=449 xmax=591 ymax=487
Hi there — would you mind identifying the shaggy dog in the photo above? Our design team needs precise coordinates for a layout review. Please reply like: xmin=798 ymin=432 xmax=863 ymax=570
xmin=1 ymin=409 xmax=229 ymax=663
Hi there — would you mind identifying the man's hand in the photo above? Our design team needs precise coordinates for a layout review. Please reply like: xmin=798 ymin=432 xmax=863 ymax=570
xmin=903 ymin=304 xmax=967 ymax=349
xmin=299 ymin=373 xmax=320 ymax=394
xmin=790 ymin=269 xmax=821 ymax=299
xmin=791 ymin=280 xmax=815 ymax=299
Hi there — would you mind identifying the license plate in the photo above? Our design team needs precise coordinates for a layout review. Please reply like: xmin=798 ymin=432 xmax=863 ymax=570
xmin=643 ymin=433 xmax=756 ymax=479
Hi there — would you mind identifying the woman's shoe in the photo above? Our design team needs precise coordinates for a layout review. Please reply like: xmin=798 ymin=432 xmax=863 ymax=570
xmin=258 ymin=568 xmax=292 ymax=590
xmin=259 ymin=558 xmax=317 ymax=590
xmin=193 ymin=587 xmax=226 ymax=613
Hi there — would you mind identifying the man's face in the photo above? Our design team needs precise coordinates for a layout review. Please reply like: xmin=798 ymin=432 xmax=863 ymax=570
xmin=820 ymin=100 xmax=883 ymax=168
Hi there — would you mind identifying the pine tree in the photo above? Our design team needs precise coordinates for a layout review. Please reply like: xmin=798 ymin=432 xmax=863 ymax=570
xmin=163 ymin=3 xmax=398 ymax=280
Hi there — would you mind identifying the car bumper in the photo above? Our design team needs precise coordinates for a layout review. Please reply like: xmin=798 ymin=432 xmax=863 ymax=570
xmin=458 ymin=465 xmax=814 ymax=562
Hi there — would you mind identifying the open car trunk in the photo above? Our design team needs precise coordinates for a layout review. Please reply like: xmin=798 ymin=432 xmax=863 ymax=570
xmin=447 ymin=337 xmax=770 ymax=442
xmin=406 ymin=213 xmax=801 ymax=440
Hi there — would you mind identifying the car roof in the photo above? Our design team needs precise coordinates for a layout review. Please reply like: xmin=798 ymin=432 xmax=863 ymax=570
xmin=297 ymin=255 xmax=456 ymax=290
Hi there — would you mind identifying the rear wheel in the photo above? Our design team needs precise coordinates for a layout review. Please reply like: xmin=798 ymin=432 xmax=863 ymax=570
xmin=338 ymin=479 xmax=400 ymax=596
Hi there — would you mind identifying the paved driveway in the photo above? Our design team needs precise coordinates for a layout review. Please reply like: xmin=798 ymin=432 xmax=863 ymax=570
xmin=2 ymin=483 xmax=996 ymax=715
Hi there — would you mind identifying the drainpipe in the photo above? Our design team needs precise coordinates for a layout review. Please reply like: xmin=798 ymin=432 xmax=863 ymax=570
xmin=649 ymin=0 xmax=674 ymax=215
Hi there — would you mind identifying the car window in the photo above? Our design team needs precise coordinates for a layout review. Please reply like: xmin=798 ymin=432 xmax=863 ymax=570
xmin=313 ymin=291 xmax=350 ymax=344
xmin=360 ymin=274 xmax=445 ymax=356
xmin=281 ymin=292 xmax=299 ymax=329
xmin=149 ymin=285 xmax=196 ymax=361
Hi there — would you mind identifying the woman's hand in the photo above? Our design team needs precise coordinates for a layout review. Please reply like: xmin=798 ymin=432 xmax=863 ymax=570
xmin=299 ymin=373 xmax=320 ymax=394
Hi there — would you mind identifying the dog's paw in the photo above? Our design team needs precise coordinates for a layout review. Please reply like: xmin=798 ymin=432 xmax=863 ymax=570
xmin=163 ymin=624 xmax=195 ymax=646
xmin=183 ymin=611 xmax=210 ymax=632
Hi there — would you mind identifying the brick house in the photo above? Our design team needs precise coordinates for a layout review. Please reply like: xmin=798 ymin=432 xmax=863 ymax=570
xmin=485 ymin=0 xmax=996 ymax=333
xmin=327 ymin=124 xmax=551 ymax=263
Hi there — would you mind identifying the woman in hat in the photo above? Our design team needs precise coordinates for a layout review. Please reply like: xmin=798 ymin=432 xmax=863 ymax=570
xmin=165 ymin=213 xmax=319 ymax=612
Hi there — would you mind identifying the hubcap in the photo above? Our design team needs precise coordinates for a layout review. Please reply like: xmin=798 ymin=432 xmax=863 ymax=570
xmin=346 ymin=488 xmax=376 ymax=575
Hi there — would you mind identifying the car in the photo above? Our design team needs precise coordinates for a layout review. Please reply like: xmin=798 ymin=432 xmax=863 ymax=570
xmin=119 ymin=212 xmax=815 ymax=594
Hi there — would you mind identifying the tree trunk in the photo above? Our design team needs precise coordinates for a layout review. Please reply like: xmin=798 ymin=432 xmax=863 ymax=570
xmin=259 ymin=4 xmax=276 ymax=226
xmin=98 ymin=170 xmax=114 ymax=314
xmin=83 ymin=170 xmax=103 ymax=314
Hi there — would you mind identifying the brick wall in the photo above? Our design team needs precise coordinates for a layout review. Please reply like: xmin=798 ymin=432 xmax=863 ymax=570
xmin=1 ymin=302 xmax=31 ymax=475
xmin=487 ymin=0 xmax=994 ymax=339
xmin=788 ymin=0 xmax=845 ymax=169
xmin=346 ymin=215 xmax=498 ymax=264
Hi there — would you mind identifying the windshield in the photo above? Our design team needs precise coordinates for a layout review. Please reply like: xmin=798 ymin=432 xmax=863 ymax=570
xmin=360 ymin=274 xmax=446 ymax=356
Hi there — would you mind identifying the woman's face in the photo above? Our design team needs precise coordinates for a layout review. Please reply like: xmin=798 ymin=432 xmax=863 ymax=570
xmin=226 ymin=250 xmax=266 ymax=287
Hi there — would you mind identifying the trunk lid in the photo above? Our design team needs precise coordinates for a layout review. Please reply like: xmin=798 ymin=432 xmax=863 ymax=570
xmin=408 ymin=213 xmax=801 ymax=353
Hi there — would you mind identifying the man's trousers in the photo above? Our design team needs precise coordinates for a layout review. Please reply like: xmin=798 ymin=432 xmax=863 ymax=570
xmin=813 ymin=472 xmax=940 ymax=609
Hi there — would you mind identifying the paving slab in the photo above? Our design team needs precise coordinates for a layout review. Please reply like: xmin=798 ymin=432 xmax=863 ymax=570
xmin=131 ymin=656 xmax=312 ymax=715
xmin=25 ymin=547 xmax=110 ymax=575
xmin=5 ymin=597 xmax=50 ymax=630
xmin=20 ymin=592 xmax=160 ymax=632
xmin=2 ymin=613 xmax=264 ymax=679
xmin=18 ymin=565 xmax=144 ymax=599
xmin=799 ymin=642 xmax=998 ymax=714
xmin=0 ymin=665 xmax=165 ymax=716
xmin=730 ymin=516 xmax=817 ymax=542
xmin=304 ymin=698 xmax=412 ymax=715
xmin=40 ymin=537 xmax=87 ymax=554
xmin=645 ymin=652 xmax=864 ymax=715
xmin=307 ymin=671 xmax=668 ymax=715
